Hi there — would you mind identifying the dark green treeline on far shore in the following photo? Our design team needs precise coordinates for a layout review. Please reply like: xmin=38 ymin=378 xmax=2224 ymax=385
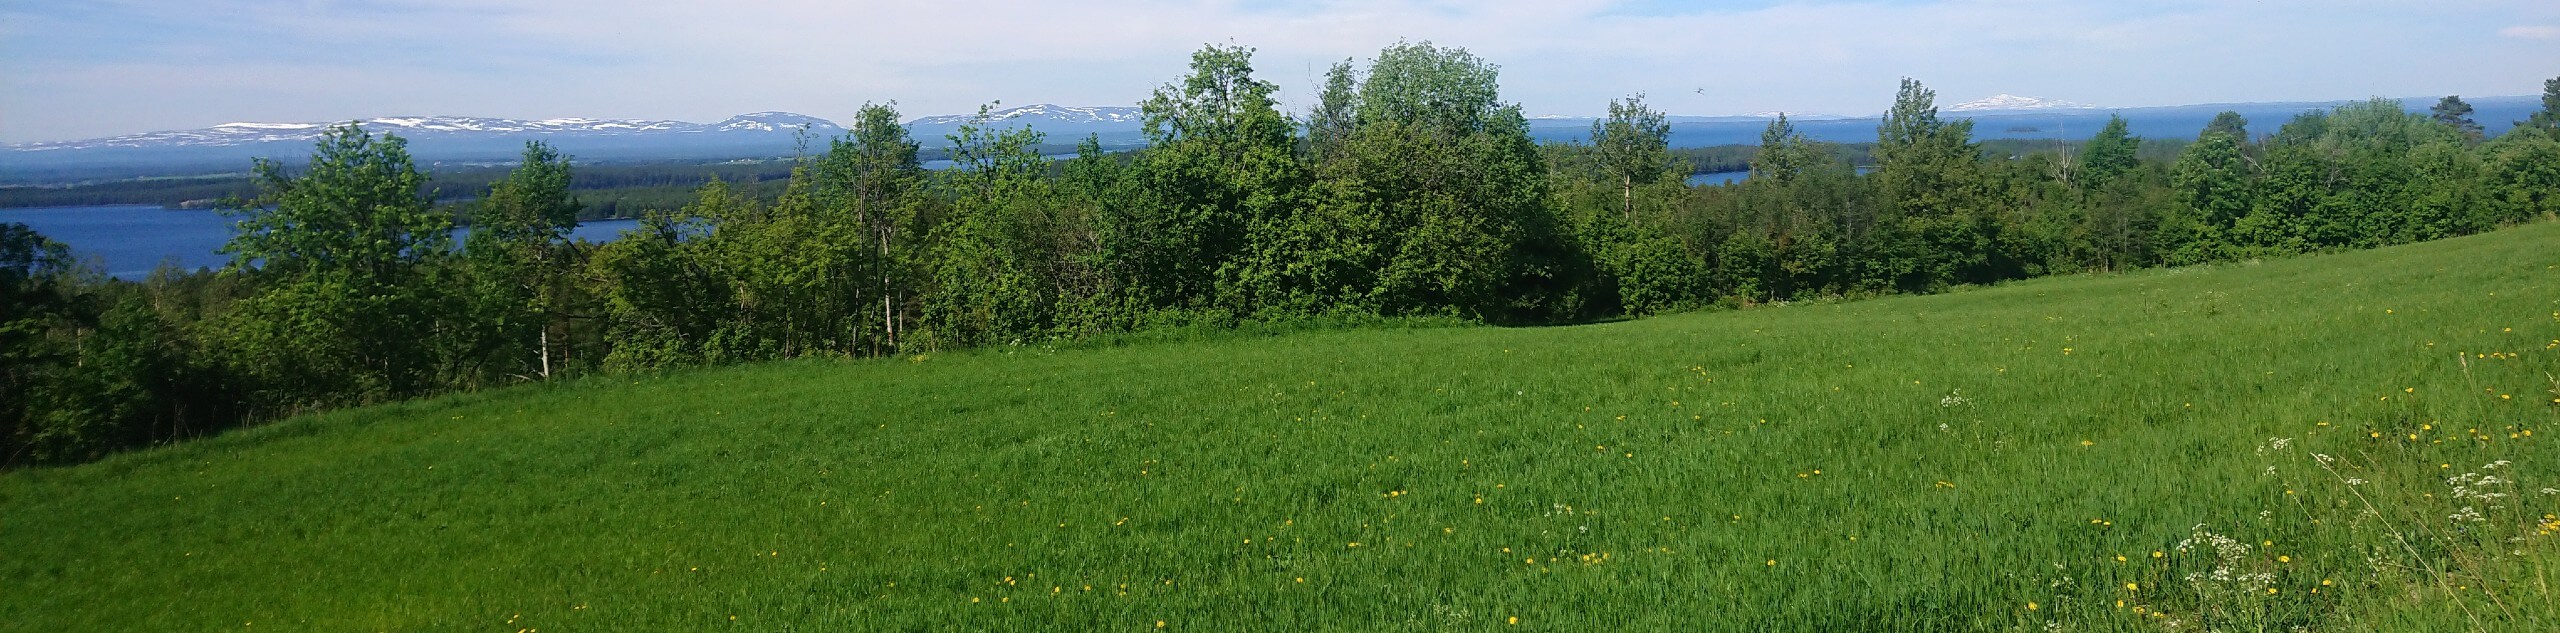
xmin=5 ymin=43 xmax=2559 ymax=466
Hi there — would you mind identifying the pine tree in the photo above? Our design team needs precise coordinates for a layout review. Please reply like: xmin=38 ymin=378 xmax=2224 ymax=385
xmin=2430 ymin=95 xmax=2482 ymax=140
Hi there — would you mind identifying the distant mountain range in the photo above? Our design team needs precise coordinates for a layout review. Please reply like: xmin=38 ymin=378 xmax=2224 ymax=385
xmin=11 ymin=112 xmax=844 ymax=153
xmin=2 ymin=96 xmax=2541 ymax=184
xmin=1944 ymin=94 xmax=2098 ymax=112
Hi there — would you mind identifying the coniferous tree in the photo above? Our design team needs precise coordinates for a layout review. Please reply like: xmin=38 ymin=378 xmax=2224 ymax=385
xmin=2430 ymin=95 xmax=2483 ymax=140
xmin=1872 ymin=78 xmax=1990 ymax=290
xmin=2075 ymin=115 xmax=2140 ymax=192
xmin=2522 ymin=77 xmax=2560 ymax=134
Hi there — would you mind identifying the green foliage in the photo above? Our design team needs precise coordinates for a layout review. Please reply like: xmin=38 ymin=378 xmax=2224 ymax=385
xmin=1124 ymin=44 xmax=1305 ymax=315
xmin=924 ymin=106 xmax=1071 ymax=347
xmin=2525 ymin=76 xmax=2560 ymax=133
xmin=456 ymin=142 xmax=583 ymax=384
xmin=2429 ymin=95 xmax=2483 ymax=140
xmin=0 ymin=223 xmax=82 ymax=462
xmin=589 ymin=188 xmax=731 ymax=371
xmin=10 ymin=46 xmax=2559 ymax=471
xmin=1872 ymin=78 xmax=1992 ymax=290
xmin=2203 ymin=110 xmax=2250 ymax=141
xmin=2075 ymin=115 xmax=2140 ymax=192
xmin=1310 ymin=42 xmax=1562 ymax=320
xmin=1747 ymin=115 xmax=1822 ymax=185
xmin=2159 ymin=130 xmax=2250 ymax=264
xmin=9 ymin=221 xmax=2558 ymax=630
xmin=1591 ymin=93 xmax=1679 ymax=221
xmin=2482 ymin=131 xmax=2560 ymax=223
xmin=213 ymin=124 xmax=456 ymax=410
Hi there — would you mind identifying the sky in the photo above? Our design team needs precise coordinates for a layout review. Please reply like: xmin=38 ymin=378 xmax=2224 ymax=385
xmin=4 ymin=0 xmax=2557 ymax=144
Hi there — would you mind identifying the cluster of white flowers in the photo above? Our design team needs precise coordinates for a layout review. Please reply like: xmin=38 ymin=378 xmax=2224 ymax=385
xmin=2177 ymin=524 xmax=2276 ymax=595
xmin=2442 ymin=462 xmax=2518 ymax=524
xmin=2255 ymin=437 xmax=2293 ymax=455
xmin=1938 ymin=389 xmax=1971 ymax=408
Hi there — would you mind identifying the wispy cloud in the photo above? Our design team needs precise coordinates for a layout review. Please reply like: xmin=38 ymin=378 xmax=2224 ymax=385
xmin=2501 ymin=25 xmax=2560 ymax=39
xmin=6 ymin=0 xmax=2559 ymax=143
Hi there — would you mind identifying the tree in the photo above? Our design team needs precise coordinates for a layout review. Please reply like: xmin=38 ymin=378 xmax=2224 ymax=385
xmin=0 ymin=223 xmax=81 ymax=463
xmin=1125 ymin=43 xmax=1305 ymax=314
xmin=2075 ymin=115 xmax=2140 ymax=192
xmin=1590 ymin=93 xmax=1677 ymax=221
xmin=590 ymin=182 xmax=735 ymax=370
xmin=1306 ymin=60 xmax=1360 ymax=164
xmin=794 ymin=102 xmax=928 ymax=355
xmin=1749 ymin=114 xmax=1821 ymax=186
xmin=2430 ymin=95 xmax=2483 ymax=140
xmin=2522 ymin=76 xmax=2560 ymax=134
xmin=924 ymin=105 xmax=1063 ymax=347
xmin=2159 ymin=128 xmax=2250 ymax=264
xmin=461 ymin=141 xmax=581 ymax=381
xmin=2203 ymin=111 xmax=2250 ymax=141
xmin=2483 ymin=131 xmax=2560 ymax=223
xmin=1871 ymin=78 xmax=1991 ymax=290
xmin=213 ymin=124 xmax=455 ymax=409
xmin=1307 ymin=41 xmax=1561 ymax=319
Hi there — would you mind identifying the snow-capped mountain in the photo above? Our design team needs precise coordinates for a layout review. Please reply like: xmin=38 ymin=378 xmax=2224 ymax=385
xmin=10 ymin=113 xmax=845 ymax=153
xmin=908 ymin=104 xmax=1144 ymax=127
xmin=711 ymin=112 xmax=843 ymax=133
xmin=1944 ymin=94 xmax=2099 ymax=112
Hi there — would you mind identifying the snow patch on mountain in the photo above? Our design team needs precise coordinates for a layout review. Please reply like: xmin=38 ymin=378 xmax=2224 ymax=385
xmin=9 ymin=113 xmax=847 ymax=152
xmin=909 ymin=104 xmax=1145 ymax=126
xmin=1945 ymin=94 xmax=2098 ymax=112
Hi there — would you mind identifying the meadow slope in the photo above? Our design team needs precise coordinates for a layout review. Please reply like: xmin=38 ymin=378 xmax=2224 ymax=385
xmin=5 ymin=223 xmax=2557 ymax=632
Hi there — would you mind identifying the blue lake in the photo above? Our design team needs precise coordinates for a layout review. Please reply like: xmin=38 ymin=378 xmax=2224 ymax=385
xmin=1686 ymin=171 xmax=1750 ymax=187
xmin=0 ymin=205 xmax=641 ymax=279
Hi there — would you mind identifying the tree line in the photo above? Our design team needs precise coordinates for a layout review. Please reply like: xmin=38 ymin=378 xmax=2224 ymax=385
xmin=5 ymin=43 xmax=2556 ymax=465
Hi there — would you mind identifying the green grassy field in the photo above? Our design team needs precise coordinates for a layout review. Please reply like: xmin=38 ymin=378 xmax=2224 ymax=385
xmin=6 ymin=223 xmax=2557 ymax=632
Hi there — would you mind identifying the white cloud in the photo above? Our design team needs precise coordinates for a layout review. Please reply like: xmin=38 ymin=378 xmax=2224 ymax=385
xmin=2501 ymin=25 xmax=2560 ymax=39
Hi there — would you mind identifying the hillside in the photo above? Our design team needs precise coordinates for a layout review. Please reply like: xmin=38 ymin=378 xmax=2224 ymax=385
xmin=4 ymin=222 xmax=2556 ymax=631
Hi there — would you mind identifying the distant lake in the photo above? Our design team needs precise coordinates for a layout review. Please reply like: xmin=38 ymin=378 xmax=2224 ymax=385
xmin=0 ymin=205 xmax=641 ymax=279
xmin=1686 ymin=171 xmax=1750 ymax=187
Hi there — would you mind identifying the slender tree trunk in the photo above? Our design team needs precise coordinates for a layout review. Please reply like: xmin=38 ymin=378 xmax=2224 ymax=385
xmin=1622 ymin=175 xmax=1634 ymax=223
xmin=538 ymin=327 xmax=552 ymax=379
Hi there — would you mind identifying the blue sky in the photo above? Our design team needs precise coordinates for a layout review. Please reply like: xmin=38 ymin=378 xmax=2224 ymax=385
xmin=4 ymin=0 xmax=2556 ymax=143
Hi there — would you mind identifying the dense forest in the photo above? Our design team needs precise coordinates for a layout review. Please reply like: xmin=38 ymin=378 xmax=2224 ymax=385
xmin=5 ymin=42 xmax=2557 ymax=466
xmin=0 ymin=160 xmax=807 ymax=221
